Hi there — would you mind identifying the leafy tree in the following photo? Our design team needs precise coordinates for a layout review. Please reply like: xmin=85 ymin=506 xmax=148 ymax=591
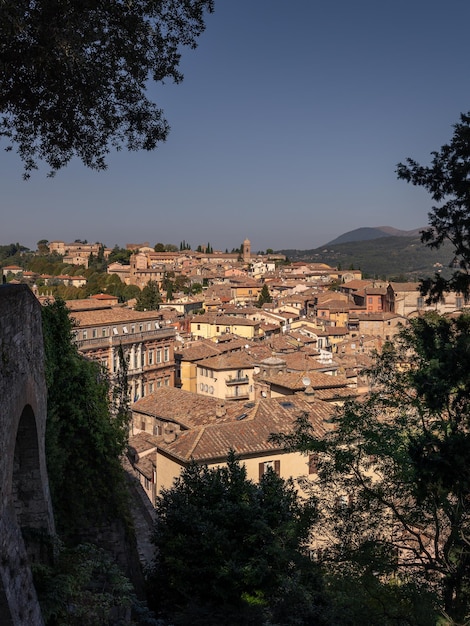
xmin=397 ymin=112 xmax=470 ymax=301
xmin=154 ymin=243 xmax=165 ymax=252
xmin=184 ymin=281 xmax=202 ymax=295
xmin=148 ymin=453 xmax=325 ymax=626
xmin=0 ymin=242 xmax=29 ymax=263
xmin=108 ymin=245 xmax=131 ymax=265
xmin=122 ymin=284 xmax=141 ymax=301
xmin=37 ymin=239 xmax=49 ymax=255
xmin=1 ymin=0 xmax=214 ymax=177
xmin=256 ymin=283 xmax=272 ymax=308
xmin=135 ymin=280 xmax=161 ymax=310
xmin=41 ymin=299 xmax=130 ymax=538
xmin=33 ymin=542 xmax=137 ymax=626
xmin=266 ymin=248 xmax=274 ymax=254
xmin=273 ymin=313 xmax=470 ymax=624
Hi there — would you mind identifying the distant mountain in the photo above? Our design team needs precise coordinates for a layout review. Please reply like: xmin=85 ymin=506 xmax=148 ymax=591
xmin=278 ymin=231 xmax=453 ymax=280
xmin=325 ymin=226 xmax=424 ymax=246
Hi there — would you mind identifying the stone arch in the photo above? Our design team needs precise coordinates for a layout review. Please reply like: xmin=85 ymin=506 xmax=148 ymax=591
xmin=0 ymin=285 xmax=54 ymax=626
xmin=12 ymin=405 xmax=51 ymax=543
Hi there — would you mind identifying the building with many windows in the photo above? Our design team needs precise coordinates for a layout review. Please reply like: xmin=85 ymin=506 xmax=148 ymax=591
xmin=71 ymin=307 xmax=176 ymax=401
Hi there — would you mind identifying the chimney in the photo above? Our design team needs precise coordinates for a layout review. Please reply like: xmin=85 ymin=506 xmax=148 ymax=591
xmin=304 ymin=385 xmax=316 ymax=403
xmin=163 ymin=423 xmax=177 ymax=443
xmin=216 ymin=402 xmax=226 ymax=418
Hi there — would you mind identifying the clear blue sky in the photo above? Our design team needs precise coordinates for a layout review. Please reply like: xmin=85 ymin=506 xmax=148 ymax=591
xmin=2 ymin=1 xmax=470 ymax=253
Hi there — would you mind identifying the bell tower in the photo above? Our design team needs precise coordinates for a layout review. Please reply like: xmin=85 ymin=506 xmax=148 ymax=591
xmin=242 ymin=238 xmax=251 ymax=262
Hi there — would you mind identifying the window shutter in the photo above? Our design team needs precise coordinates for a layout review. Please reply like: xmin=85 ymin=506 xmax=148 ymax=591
xmin=259 ymin=462 xmax=264 ymax=480
xmin=274 ymin=460 xmax=280 ymax=476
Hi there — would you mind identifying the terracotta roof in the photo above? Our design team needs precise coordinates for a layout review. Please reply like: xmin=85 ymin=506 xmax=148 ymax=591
xmin=388 ymin=282 xmax=420 ymax=292
xmin=198 ymin=352 xmax=255 ymax=370
xmin=70 ymin=308 xmax=167 ymax=326
xmin=155 ymin=395 xmax=335 ymax=463
xmin=178 ymin=342 xmax=222 ymax=362
xmin=190 ymin=314 xmax=260 ymax=326
xmin=132 ymin=387 xmax=242 ymax=428
xmin=259 ymin=369 xmax=349 ymax=391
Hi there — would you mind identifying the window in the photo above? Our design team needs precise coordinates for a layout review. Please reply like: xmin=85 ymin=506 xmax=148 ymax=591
xmin=92 ymin=329 xmax=97 ymax=338
xmin=216 ymin=326 xmax=220 ymax=332
xmin=457 ymin=297 xmax=463 ymax=308
xmin=197 ymin=324 xmax=201 ymax=331
xmin=147 ymin=322 xmax=151 ymax=331
xmin=149 ymin=382 xmax=154 ymax=393
xmin=148 ymin=350 xmax=154 ymax=365
xmin=82 ymin=330 xmax=87 ymax=339
xmin=164 ymin=377 xmax=169 ymax=387
xmin=123 ymin=326 xmax=128 ymax=333
xmin=417 ymin=297 xmax=424 ymax=309
xmin=164 ymin=347 xmax=169 ymax=362
xmin=308 ymin=454 xmax=319 ymax=474
xmin=368 ymin=297 xmax=373 ymax=304
xmin=102 ymin=327 xmax=107 ymax=337
xmin=157 ymin=380 xmax=162 ymax=388
xmin=259 ymin=460 xmax=280 ymax=479
xmin=131 ymin=325 xmax=135 ymax=333
xmin=113 ymin=327 xmax=118 ymax=335
xmin=139 ymin=323 xmax=143 ymax=332
xmin=156 ymin=349 xmax=162 ymax=363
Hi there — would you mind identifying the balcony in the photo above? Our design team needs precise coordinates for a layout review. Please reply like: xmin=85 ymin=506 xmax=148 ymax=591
xmin=225 ymin=391 xmax=250 ymax=401
xmin=76 ymin=327 xmax=175 ymax=350
xmin=225 ymin=376 xmax=249 ymax=386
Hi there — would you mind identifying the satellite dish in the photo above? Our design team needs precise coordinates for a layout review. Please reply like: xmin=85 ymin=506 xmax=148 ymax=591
xmin=302 ymin=376 xmax=311 ymax=387
xmin=261 ymin=391 xmax=267 ymax=398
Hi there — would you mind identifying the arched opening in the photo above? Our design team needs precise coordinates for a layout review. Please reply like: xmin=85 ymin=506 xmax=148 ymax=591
xmin=12 ymin=404 xmax=51 ymax=563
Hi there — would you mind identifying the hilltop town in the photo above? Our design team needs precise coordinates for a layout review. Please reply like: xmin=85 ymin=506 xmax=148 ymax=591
xmin=1 ymin=236 xmax=466 ymax=506
xmin=3 ymin=234 xmax=470 ymax=625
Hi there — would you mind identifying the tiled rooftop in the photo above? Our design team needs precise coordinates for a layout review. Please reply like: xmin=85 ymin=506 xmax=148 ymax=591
xmin=154 ymin=395 xmax=335 ymax=463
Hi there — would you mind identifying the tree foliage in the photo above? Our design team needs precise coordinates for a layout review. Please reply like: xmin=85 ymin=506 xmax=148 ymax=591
xmin=273 ymin=313 xmax=470 ymax=624
xmin=0 ymin=0 xmax=214 ymax=177
xmin=135 ymin=279 xmax=161 ymax=310
xmin=397 ymin=112 xmax=470 ymax=301
xmin=41 ymin=299 xmax=130 ymax=538
xmin=256 ymin=283 xmax=272 ymax=307
xmin=148 ymin=453 xmax=325 ymax=626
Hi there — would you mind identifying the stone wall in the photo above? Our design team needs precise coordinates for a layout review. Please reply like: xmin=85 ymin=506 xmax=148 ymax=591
xmin=0 ymin=284 xmax=55 ymax=625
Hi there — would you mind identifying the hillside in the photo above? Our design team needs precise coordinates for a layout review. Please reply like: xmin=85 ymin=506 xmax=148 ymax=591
xmin=279 ymin=235 xmax=454 ymax=280
xmin=325 ymin=226 xmax=423 ymax=246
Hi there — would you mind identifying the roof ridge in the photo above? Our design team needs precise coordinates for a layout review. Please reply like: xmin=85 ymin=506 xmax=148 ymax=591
xmin=187 ymin=425 xmax=207 ymax=458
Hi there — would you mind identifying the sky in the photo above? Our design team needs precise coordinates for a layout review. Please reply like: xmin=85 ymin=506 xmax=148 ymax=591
xmin=3 ymin=0 xmax=470 ymax=253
